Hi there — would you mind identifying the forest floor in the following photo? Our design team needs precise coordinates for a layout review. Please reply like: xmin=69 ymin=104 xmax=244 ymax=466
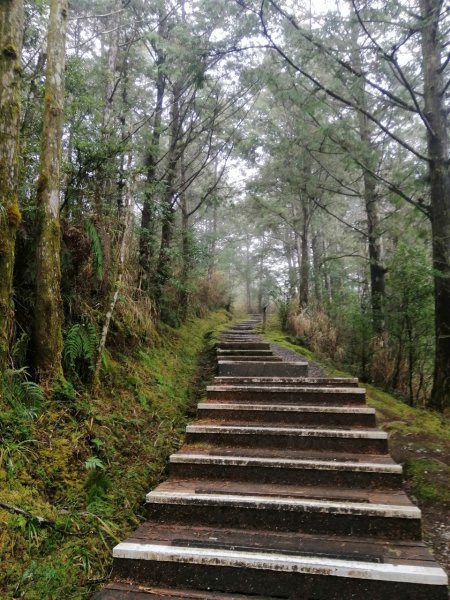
xmin=264 ymin=322 xmax=450 ymax=578
xmin=0 ymin=310 xmax=231 ymax=600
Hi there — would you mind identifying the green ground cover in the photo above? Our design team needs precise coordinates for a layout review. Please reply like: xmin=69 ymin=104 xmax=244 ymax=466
xmin=0 ymin=310 xmax=230 ymax=599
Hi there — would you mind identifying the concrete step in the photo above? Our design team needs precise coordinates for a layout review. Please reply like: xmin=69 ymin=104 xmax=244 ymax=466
xmin=213 ymin=376 xmax=359 ymax=387
xmin=145 ymin=484 xmax=421 ymax=540
xmin=217 ymin=355 xmax=282 ymax=362
xmin=217 ymin=361 xmax=308 ymax=377
xmin=185 ymin=424 xmax=388 ymax=453
xmin=207 ymin=385 xmax=366 ymax=405
xmin=217 ymin=342 xmax=271 ymax=350
xmin=111 ymin=530 xmax=448 ymax=600
xmin=197 ymin=402 xmax=377 ymax=428
xmin=169 ymin=451 xmax=403 ymax=489
xmin=217 ymin=349 xmax=275 ymax=356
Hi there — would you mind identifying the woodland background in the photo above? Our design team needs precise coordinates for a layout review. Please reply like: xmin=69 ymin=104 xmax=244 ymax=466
xmin=1 ymin=0 xmax=450 ymax=596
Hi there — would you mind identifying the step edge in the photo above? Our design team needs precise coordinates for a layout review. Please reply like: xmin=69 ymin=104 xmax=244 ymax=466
xmin=145 ymin=491 xmax=421 ymax=518
xmin=186 ymin=425 xmax=387 ymax=439
xmin=112 ymin=542 xmax=448 ymax=586
xmin=169 ymin=453 xmax=402 ymax=473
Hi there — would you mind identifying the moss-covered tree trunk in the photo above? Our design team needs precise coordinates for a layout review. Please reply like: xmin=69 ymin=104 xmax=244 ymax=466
xmin=34 ymin=0 xmax=68 ymax=384
xmin=0 ymin=0 xmax=24 ymax=370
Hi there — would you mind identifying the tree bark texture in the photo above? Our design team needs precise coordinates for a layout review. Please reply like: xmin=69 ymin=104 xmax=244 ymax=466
xmin=0 ymin=0 xmax=23 ymax=370
xmin=154 ymin=83 xmax=182 ymax=311
xmin=351 ymin=19 xmax=385 ymax=334
xmin=34 ymin=0 xmax=68 ymax=383
xmin=420 ymin=0 xmax=450 ymax=410
xmin=139 ymin=25 xmax=166 ymax=289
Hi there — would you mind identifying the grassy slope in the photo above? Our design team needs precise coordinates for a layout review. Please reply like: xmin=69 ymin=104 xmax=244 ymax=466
xmin=0 ymin=310 xmax=230 ymax=599
xmin=263 ymin=318 xmax=450 ymax=505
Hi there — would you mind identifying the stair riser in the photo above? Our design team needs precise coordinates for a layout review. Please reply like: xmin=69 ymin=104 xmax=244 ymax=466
xmin=207 ymin=391 xmax=364 ymax=405
xmin=217 ymin=343 xmax=271 ymax=350
xmin=218 ymin=351 xmax=275 ymax=356
xmin=213 ymin=377 xmax=359 ymax=387
xmin=218 ymin=356 xmax=283 ymax=362
xmin=185 ymin=432 xmax=388 ymax=453
xmin=218 ymin=363 xmax=308 ymax=377
xmin=111 ymin=559 xmax=447 ymax=600
xmin=145 ymin=503 xmax=421 ymax=540
xmin=197 ymin=408 xmax=376 ymax=427
xmin=169 ymin=463 xmax=403 ymax=489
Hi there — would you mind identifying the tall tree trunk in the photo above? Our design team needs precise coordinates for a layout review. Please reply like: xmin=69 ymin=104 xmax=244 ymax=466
xmin=0 ymin=0 xmax=24 ymax=370
xmin=154 ymin=83 xmax=182 ymax=311
xmin=34 ymin=0 xmax=68 ymax=384
xmin=420 ymin=0 xmax=450 ymax=411
xmin=139 ymin=19 xmax=166 ymax=289
xmin=351 ymin=17 xmax=385 ymax=333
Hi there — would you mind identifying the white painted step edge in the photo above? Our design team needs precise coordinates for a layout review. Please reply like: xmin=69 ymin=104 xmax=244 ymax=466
xmin=145 ymin=491 xmax=421 ymax=519
xmin=169 ymin=453 xmax=402 ymax=473
xmin=197 ymin=403 xmax=375 ymax=414
xmin=186 ymin=425 xmax=387 ymax=439
xmin=112 ymin=542 xmax=448 ymax=586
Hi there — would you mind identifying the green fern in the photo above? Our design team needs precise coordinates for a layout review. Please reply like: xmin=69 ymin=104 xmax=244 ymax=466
xmin=63 ymin=322 xmax=98 ymax=374
xmin=1 ymin=368 xmax=44 ymax=419
xmin=84 ymin=219 xmax=104 ymax=281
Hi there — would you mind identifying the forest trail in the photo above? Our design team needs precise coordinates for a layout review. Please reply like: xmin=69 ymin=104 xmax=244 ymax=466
xmin=94 ymin=317 xmax=448 ymax=599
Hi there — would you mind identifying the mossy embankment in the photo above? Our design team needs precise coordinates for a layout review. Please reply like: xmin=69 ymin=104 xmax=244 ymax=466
xmin=0 ymin=310 xmax=230 ymax=599
xmin=263 ymin=315 xmax=450 ymax=572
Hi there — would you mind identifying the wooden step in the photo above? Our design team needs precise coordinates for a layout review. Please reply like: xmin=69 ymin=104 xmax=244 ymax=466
xmin=213 ymin=376 xmax=359 ymax=387
xmin=95 ymin=582 xmax=281 ymax=599
xmin=217 ymin=361 xmax=308 ymax=377
xmin=145 ymin=483 xmax=420 ymax=539
xmin=110 ymin=524 xmax=448 ymax=598
xmin=217 ymin=342 xmax=271 ymax=350
xmin=207 ymin=385 xmax=366 ymax=405
xmin=185 ymin=424 xmax=388 ymax=453
xmin=217 ymin=349 xmax=275 ymax=356
xmin=169 ymin=451 xmax=403 ymax=489
xmin=197 ymin=402 xmax=377 ymax=427
xmin=111 ymin=537 xmax=448 ymax=600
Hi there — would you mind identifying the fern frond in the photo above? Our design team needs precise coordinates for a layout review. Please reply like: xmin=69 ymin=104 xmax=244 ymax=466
xmin=63 ymin=322 xmax=98 ymax=373
xmin=84 ymin=219 xmax=104 ymax=281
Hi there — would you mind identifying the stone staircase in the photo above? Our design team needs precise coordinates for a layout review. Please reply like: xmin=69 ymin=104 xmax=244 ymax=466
xmin=95 ymin=317 xmax=448 ymax=599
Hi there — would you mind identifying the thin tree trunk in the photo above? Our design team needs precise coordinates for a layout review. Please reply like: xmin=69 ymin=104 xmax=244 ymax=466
xmin=299 ymin=201 xmax=310 ymax=308
xmin=139 ymin=18 xmax=166 ymax=288
xmin=34 ymin=0 xmax=68 ymax=384
xmin=0 ymin=0 xmax=24 ymax=370
xmin=351 ymin=17 xmax=385 ymax=333
xmin=420 ymin=0 xmax=450 ymax=411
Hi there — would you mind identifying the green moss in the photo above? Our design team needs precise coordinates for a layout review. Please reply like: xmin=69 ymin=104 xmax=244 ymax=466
xmin=7 ymin=203 xmax=21 ymax=227
xmin=2 ymin=45 xmax=19 ymax=60
xmin=405 ymin=459 xmax=450 ymax=503
xmin=0 ymin=310 xmax=229 ymax=599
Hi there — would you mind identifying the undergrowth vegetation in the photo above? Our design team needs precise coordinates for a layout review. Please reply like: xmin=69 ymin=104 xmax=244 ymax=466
xmin=263 ymin=314 xmax=450 ymax=507
xmin=0 ymin=309 xmax=230 ymax=599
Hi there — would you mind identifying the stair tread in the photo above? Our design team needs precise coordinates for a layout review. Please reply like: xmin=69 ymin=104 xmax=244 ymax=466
xmin=151 ymin=478 xmax=413 ymax=506
xmin=121 ymin=522 xmax=435 ymax=562
xmin=187 ymin=423 xmax=385 ymax=436
xmin=95 ymin=582 xmax=280 ymax=599
xmin=198 ymin=403 xmax=374 ymax=413
xmin=181 ymin=445 xmax=396 ymax=462
xmin=170 ymin=451 xmax=402 ymax=472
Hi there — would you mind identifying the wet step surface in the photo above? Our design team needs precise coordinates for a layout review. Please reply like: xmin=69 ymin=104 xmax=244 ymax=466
xmin=94 ymin=318 xmax=448 ymax=599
